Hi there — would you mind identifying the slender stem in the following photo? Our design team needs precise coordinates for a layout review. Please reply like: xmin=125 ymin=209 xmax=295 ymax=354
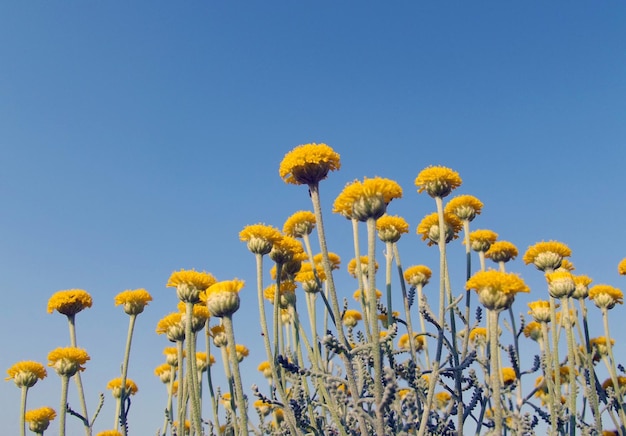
xmin=563 ymin=297 xmax=577 ymax=435
xmin=222 ymin=315 xmax=249 ymax=436
xmin=601 ymin=308 xmax=626 ymax=433
xmin=489 ymin=310 xmax=503 ymax=434
xmin=20 ymin=386 xmax=28 ymax=436
xmin=384 ymin=241 xmax=393 ymax=327
xmin=67 ymin=314 xmax=90 ymax=436
xmin=116 ymin=314 xmax=137 ymax=433
xmin=205 ymin=320 xmax=220 ymax=433
xmin=540 ymin=322 xmax=559 ymax=432
xmin=461 ymin=220 xmax=472 ymax=360
xmin=176 ymin=340 xmax=186 ymax=432
xmin=577 ymin=298 xmax=602 ymax=431
xmin=185 ymin=302 xmax=203 ymax=434
xmin=59 ymin=375 xmax=70 ymax=436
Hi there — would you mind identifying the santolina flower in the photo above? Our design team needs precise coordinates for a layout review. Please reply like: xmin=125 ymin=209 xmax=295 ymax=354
xmin=588 ymin=284 xmax=623 ymax=310
xmin=404 ymin=265 xmax=432 ymax=287
xmin=485 ymin=241 xmax=518 ymax=263
xmin=415 ymin=165 xmax=462 ymax=198
xmin=523 ymin=321 xmax=542 ymax=341
xmin=154 ymin=363 xmax=173 ymax=383
xmin=239 ymin=223 xmax=282 ymax=255
xmin=205 ymin=279 xmax=245 ymax=317
xmin=523 ymin=241 xmax=572 ymax=272
xmin=397 ymin=333 xmax=425 ymax=351
xmin=295 ymin=262 xmax=325 ymax=293
xmin=572 ymin=274 xmax=592 ymax=299
xmin=257 ymin=361 xmax=272 ymax=379
xmin=469 ymin=327 xmax=488 ymax=345
xmin=47 ymin=289 xmax=93 ymax=316
xmin=416 ymin=212 xmax=462 ymax=246
xmin=279 ymin=143 xmax=341 ymax=185
xmin=5 ymin=361 xmax=47 ymax=388
xmin=47 ymin=347 xmax=90 ymax=377
xmin=106 ymin=377 xmax=138 ymax=398
xmin=501 ymin=367 xmax=517 ymax=386
xmin=466 ymin=270 xmax=530 ymax=311
xmin=24 ymin=407 xmax=56 ymax=434
xmin=434 ymin=391 xmax=452 ymax=410
xmin=283 ymin=211 xmax=316 ymax=238
xmin=589 ymin=337 xmax=615 ymax=362
xmin=196 ymin=352 xmax=215 ymax=372
xmin=559 ymin=259 xmax=575 ymax=271
xmin=602 ymin=377 xmax=626 ymax=395
xmin=332 ymin=177 xmax=403 ymax=221
xmin=348 ymin=256 xmax=379 ymax=278
xmin=314 ymin=252 xmax=341 ymax=270
xmin=376 ymin=214 xmax=409 ymax=243
xmin=177 ymin=301 xmax=210 ymax=332
xmin=444 ymin=195 xmax=483 ymax=222
xmin=353 ymin=289 xmax=382 ymax=301
xmin=528 ymin=300 xmax=553 ymax=323
xmin=342 ymin=309 xmax=362 ymax=328
xmin=97 ymin=431 xmax=123 ymax=436
xmin=226 ymin=344 xmax=249 ymax=362
xmin=167 ymin=269 xmax=217 ymax=304
xmin=270 ymin=235 xmax=306 ymax=264
xmin=545 ymin=270 xmax=576 ymax=299
xmin=114 ymin=288 xmax=152 ymax=315
xmin=156 ymin=313 xmax=185 ymax=342
xmin=263 ymin=281 xmax=297 ymax=308
xmin=619 ymin=258 xmax=626 ymax=276
xmin=468 ymin=229 xmax=499 ymax=253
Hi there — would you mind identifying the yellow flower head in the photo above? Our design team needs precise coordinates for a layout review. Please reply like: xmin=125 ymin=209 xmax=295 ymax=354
xmin=254 ymin=399 xmax=273 ymax=416
xmin=279 ymin=143 xmax=341 ymax=185
xmin=97 ymin=431 xmax=123 ymax=436
xmin=466 ymin=270 xmax=530 ymax=311
xmin=314 ymin=252 xmax=341 ymax=270
xmin=263 ymin=281 xmax=297 ymax=308
xmin=24 ymin=406 xmax=56 ymax=433
xmin=523 ymin=321 xmax=543 ymax=341
xmin=501 ymin=367 xmax=517 ymax=386
xmin=114 ymin=288 xmax=152 ymax=315
xmin=485 ymin=241 xmax=518 ymax=263
xmin=434 ymin=391 xmax=452 ymax=410
xmin=523 ymin=241 xmax=572 ymax=272
xmin=47 ymin=289 xmax=93 ymax=316
xmin=177 ymin=301 xmax=210 ymax=332
xmin=468 ymin=229 xmax=499 ymax=252
xmin=589 ymin=284 xmax=624 ymax=310
xmin=295 ymin=262 xmax=325 ymax=293
xmin=444 ymin=195 xmax=483 ymax=222
xmin=602 ymin=377 xmax=626 ymax=394
xmin=416 ymin=212 xmax=462 ymax=246
xmin=47 ymin=347 xmax=90 ymax=377
xmin=348 ymin=256 xmax=379 ymax=278
xmin=195 ymin=352 xmax=215 ymax=372
xmin=559 ymin=259 xmax=576 ymax=271
xmin=469 ymin=327 xmax=488 ymax=344
xmin=156 ymin=312 xmax=185 ymax=342
xmin=270 ymin=235 xmax=306 ymax=264
xmin=239 ymin=223 xmax=282 ymax=255
xmin=257 ymin=361 xmax=273 ymax=379
xmin=154 ymin=363 xmax=173 ymax=383
xmin=167 ymin=269 xmax=217 ymax=304
xmin=415 ymin=165 xmax=462 ymax=198
xmin=376 ymin=214 xmax=409 ymax=243
xmin=163 ymin=347 xmax=181 ymax=367
xmin=332 ymin=177 xmax=402 ymax=221
xmin=589 ymin=337 xmax=615 ymax=362
xmin=404 ymin=265 xmax=432 ymax=287
xmin=205 ymin=279 xmax=245 ymax=317
xmin=342 ymin=309 xmax=363 ymax=328
xmin=283 ymin=211 xmax=316 ymax=238
xmin=619 ymin=258 xmax=626 ymax=276
xmin=6 ymin=361 xmax=47 ymax=388
xmin=106 ymin=377 xmax=138 ymax=398
xmin=572 ymin=274 xmax=592 ymax=299
xmin=527 ymin=300 xmax=555 ymax=324
xmin=397 ymin=333 xmax=425 ymax=352
xmin=353 ymin=289 xmax=382 ymax=302
xmin=545 ymin=270 xmax=576 ymax=299
xmin=226 ymin=344 xmax=250 ymax=363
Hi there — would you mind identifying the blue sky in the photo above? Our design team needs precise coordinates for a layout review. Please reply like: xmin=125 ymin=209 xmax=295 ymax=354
xmin=2 ymin=2 xmax=626 ymax=434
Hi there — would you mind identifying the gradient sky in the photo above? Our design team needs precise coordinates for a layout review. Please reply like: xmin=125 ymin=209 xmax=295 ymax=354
xmin=2 ymin=2 xmax=626 ymax=434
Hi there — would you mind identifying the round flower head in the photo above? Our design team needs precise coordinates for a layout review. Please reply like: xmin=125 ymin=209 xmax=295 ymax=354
xmin=415 ymin=165 xmax=462 ymax=198
xmin=348 ymin=256 xmax=379 ymax=278
xmin=523 ymin=321 xmax=543 ymax=341
xmin=47 ymin=289 xmax=93 ymax=316
xmin=342 ymin=309 xmax=363 ymax=328
xmin=195 ymin=352 xmax=215 ymax=372
xmin=353 ymin=289 xmax=382 ymax=302
xmin=226 ymin=344 xmax=250 ymax=363
xmin=114 ymin=288 xmax=152 ymax=315
xmin=295 ymin=262 xmax=325 ymax=293
xmin=559 ymin=259 xmax=575 ymax=272
xmin=434 ymin=391 xmax=452 ymax=410
xmin=468 ymin=229 xmax=499 ymax=253
xmin=397 ymin=333 xmax=425 ymax=352
xmin=97 ymin=431 xmax=123 ymax=436
xmin=269 ymin=235 xmax=306 ymax=265
xmin=205 ymin=279 xmax=245 ymax=317
xmin=523 ymin=241 xmax=572 ymax=272
xmin=314 ymin=252 xmax=341 ymax=270
xmin=466 ymin=270 xmax=530 ymax=312
xmin=485 ymin=241 xmax=518 ymax=263
xmin=444 ymin=195 xmax=483 ymax=222
xmin=404 ymin=265 xmax=432 ymax=287
xmin=253 ymin=399 xmax=273 ymax=416
xmin=589 ymin=337 xmax=615 ymax=362
xmin=263 ymin=281 xmax=297 ymax=308
xmin=47 ymin=347 xmax=90 ymax=377
xmin=163 ymin=347 xmax=182 ymax=366
xmin=528 ymin=300 xmax=554 ymax=323
xmin=283 ymin=211 xmax=316 ymax=238
xmin=570 ymin=274 xmax=592 ymax=299
xmin=416 ymin=212 xmax=462 ymax=246
xmin=588 ymin=284 xmax=624 ymax=310
xmin=618 ymin=258 xmax=626 ymax=275
xmin=376 ymin=214 xmax=409 ymax=243
xmin=469 ymin=327 xmax=488 ymax=345
xmin=106 ymin=377 xmax=138 ymax=398
xmin=279 ymin=143 xmax=341 ymax=185
xmin=501 ymin=367 xmax=517 ymax=387
xmin=154 ymin=363 xmax=173 ymax=383
xmin=177 ymin=301 xmax=210 ymax=332
xmin=167 ymin=269 xmax=217 ymax=304
xmin=602 ymin=377 xmax=626 ymax=395
xmin=545 ymin=270 xmax=576 ymax=299
xmin=257 ymin=361 xmax=273 ymax=379
xmin=351 ymin=177 xmax=404 ymax=221
xmin=210 ymin=324 xmax=227 ymax=347
xmin=156 ymin=312 xmax=185 ymax=342
xmin=239 ymin=223 xmax=282 ymax=255
xmin=6 ymin=361 xmax=47 ymax=388
xmin=24 ymin=407 xmax=56 ymax=434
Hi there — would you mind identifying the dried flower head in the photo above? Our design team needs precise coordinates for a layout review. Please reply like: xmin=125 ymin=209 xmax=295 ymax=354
xmin=279 ymin=143 xmax=341 ymax=185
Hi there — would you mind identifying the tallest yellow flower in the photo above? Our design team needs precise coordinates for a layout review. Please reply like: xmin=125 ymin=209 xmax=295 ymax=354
xmin=279 ymin=143 xmax=341 ymax=185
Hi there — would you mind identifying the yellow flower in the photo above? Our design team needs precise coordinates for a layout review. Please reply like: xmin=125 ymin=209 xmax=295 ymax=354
xmin=226 ymin=344 xmax=249 ymax=362
xmin=47 ymin=289 xmax=93 ymax=316
xmin=279 ymin=143 xmax=341 ymax=185
xmin=47 ymin=347 xmax=90 ymax=377
xmin=263 ymin=281 xmax=297 ymax=308
xmin=154 ymin=363 xmax=173 ymax=383
xmin=177 ymin=301 xmax=210 ymax=332
xmin=342 ymin=309 xmax=363 ymax=328
xmin=114 ymin=288 xmax=152 ymax=315
xmin=466 ymin=270 xmax=530 ymax=311
xmin=24 ymin=406 xmax=56 ymax=433
xmin=348 ymin=256 xmax=379 ymax=278
xmin=618 ymin=258 xmax=626 ymax=275
xmin=97 ymin=431 xmax=123 ymax=436
xmin=239 ymin=223 xmax=282 ymax=255
xmin=559 ymin=259 xmax=576 ymax=271
xmin=523 ymin=241 xmax=572 ymax=272
xmin=353 ymin=289 xmax=382 ymax=301
xmin=434 ymin=391 xmax=452 ymax=409
xmin=397 ymin=333 xmax=425 ymax=351
xmin=156 ymin=313 xmax=185 ymax=342
xmin=6 ymin=361 xmax=47 ymax=388
xmin=416 ymin=212 xmax=462 ymax=246
xmin=257 ymin=361 xmax=273 ymax=379
xmin=469 ymin=327 xmax=488 ymax=344
xmin=313 ymin=252 xmax=341 ymax=270
xmin=167 ymin=269 xmax=217 ymax=303
xmin=270 ymin=235 xmax=307 ymax=264
xmin=106 ymin=377 xmax=138 ymax=398
xmin=163 ymin=347 xmax=181 ymax=366
xmin=572 ymin=274 xmax=592 ymax=299
xmin=485 ymin=240 xmax=518 ymax=264
xmin=589 ymin=284 xmax=624 ymax=310
xmin=589 ymin=337 xmax=615 ymax=362
xmin=294 ymin=262 xmax=325 ymax=293
xmin=501 ymin=367 xmax=517 ymax=386
xmin=527 ymin=300 xmax=553 ymax=323
xmin=253 ymin=399 xmax=273 ymax=416
xmin=601 ymin=377 xmax=626 ymax=394
xmin=468 ymin=229 xmax=498 ymax=252
xmin=205 ymin=279 xmax=245 ymax=317
xmin=523 ymin=321 xmax=542 ymax=341
xmin=545 ymin=270 xmax=576 ymax=299
xmin=195 ymin=352 xmax=215 ymax=372
xmin=415 ymin=165 xmax=462 ymax=198
xmin=283 ymin=211 xmax=316 ymax=238
xmin=444 ymin=195 xmax=483 ymax=222
xmin=332 ymin=177 xmax=403 ymax=221
xmin=404 ymin=265 xmax=432 ymax=287
xmin=376 ymin=214 xmax=409 ymax=243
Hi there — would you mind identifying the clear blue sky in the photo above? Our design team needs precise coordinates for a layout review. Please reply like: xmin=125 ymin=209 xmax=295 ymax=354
xmin=2 ymin=2 xmax=626 ymax=434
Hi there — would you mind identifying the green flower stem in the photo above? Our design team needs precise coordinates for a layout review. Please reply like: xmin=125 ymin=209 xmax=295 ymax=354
xmin=478 ymin=250 xmax=486 ymax=272
xmin=301 ymin=232 xmax=323 ymax=368
xmin=20 ymin=386 xmax=28 ymax=436
xmin=577 ymin=298 xmax=602 ymax=431
xmin=384 ymin=241 xmax=394 ymax=328
xmin=116 ymin=313 xmax=137 ymax=434
xmin=204 ymin=320 xmax=220 ymax=435
xmin=489 ymin=309 xmax=503 ymax=434
xmin=219 ymin=345 xmax=238 ymax=435
xmin=506 ymin=306 xmax=524 ymax=411
xmin=351 ymin=218 xmax=372 ymax=342
xmin=366 ymin=217 xmax=385 ymax=436
xmin=601 ymin=307 xmax=626 ymax=432
xmin=461 ymin=220 xmax=472 ymax=360
xmin=549 ymin=295 xmax=563 ymax=427
xmin=176 ymin=340 xmax=186 ymax=433
xmin=184 ymin=302 xmax=203 ymax=435
xmin=415 ymin=283 xmax=431 ymax=368
xmin=67 ymin=314 xmax=91 ymax=436
xmin=222 ymin=314 xmax=249 ymax=436
xmin=161 ymin=371 xmax=175 ymax=436
xmin=563 ymin=297 xmax=577 ymax=435
xmin=540 ymin=322 xmax=559 ymax=433
xmin=59 ymin=375 xmax=70 ymax=436
xmin=309 ymin=182 xmax=369 ymax=436
xmin=392 ymin=244 xmax=420 ymax=364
